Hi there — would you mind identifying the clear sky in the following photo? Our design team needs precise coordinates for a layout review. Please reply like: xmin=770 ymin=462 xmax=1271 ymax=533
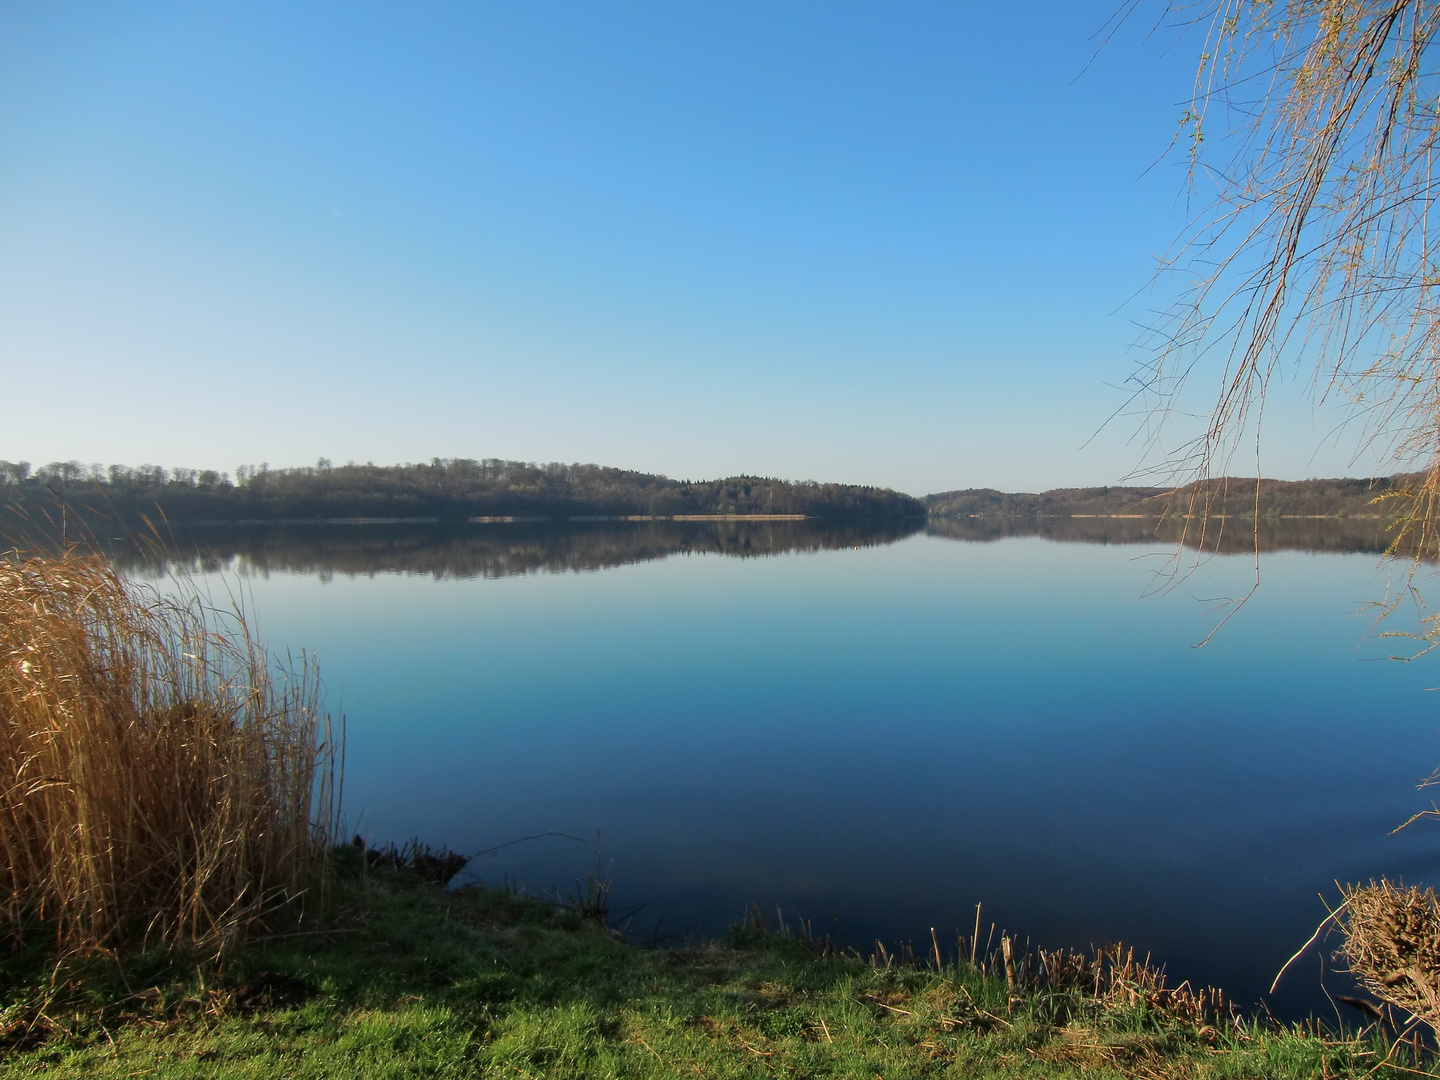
xmin=0 ymin=2 xmax=1387 ymax=495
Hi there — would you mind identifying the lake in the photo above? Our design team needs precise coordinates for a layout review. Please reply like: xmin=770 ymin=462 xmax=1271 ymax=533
xmin=121 ymin=518 xmax=1440 ymax=1018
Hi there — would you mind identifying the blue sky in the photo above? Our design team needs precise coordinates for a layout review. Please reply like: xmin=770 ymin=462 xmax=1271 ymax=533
xmin=0 ymin=2 xmax=1383 ymax=493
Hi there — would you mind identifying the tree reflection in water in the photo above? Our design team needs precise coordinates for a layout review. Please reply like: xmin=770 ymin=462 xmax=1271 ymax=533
xmin=7 ymin=514 xmax=1407 ymax=581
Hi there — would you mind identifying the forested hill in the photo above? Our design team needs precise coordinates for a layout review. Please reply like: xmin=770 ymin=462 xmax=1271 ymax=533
xmin=924 ymin=475 xmax=1417 ymax=519
xmin=3 ymin=457 xmax=1411 ymax=529
xmin=0 ymin=458 xmax=924 ymax=524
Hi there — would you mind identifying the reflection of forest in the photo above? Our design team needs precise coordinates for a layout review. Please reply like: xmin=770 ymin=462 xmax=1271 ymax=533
xmin=925 ymin=515 xmax=1405 ymax=556
xmin=97 ymin=519 xmax=926 ymax=580
xmin=13 ymin=514 xmax=1412 ymax=581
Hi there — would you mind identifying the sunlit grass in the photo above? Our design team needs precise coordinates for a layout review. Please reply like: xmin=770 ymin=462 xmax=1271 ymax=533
xmin=1 ymin=850 xmax=1429 ymax=1078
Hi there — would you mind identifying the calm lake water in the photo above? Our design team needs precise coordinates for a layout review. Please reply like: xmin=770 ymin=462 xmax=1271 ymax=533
xmin=129 ymin=519 xmax=1440 ymax=1017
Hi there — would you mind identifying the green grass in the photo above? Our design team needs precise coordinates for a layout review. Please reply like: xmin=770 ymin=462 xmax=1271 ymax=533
xmin=0 ymin=849 xmax=1429 ymax=1079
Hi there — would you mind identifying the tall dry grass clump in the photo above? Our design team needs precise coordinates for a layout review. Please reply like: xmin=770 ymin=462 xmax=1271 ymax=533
xmin=0 ymin=550 xmax=336 ymax=954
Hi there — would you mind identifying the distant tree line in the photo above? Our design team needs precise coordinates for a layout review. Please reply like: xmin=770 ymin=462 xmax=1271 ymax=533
xmin=924 ymin=475 xmax=1416 ymax=520
xmin=0 ymin=458 xmax=924 ymax=525
xmin=5 ymin=457 xmax=1403 ymax=530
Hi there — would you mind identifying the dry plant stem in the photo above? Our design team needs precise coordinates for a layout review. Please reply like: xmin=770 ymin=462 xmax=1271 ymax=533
xmin=0 ymin=550 xmax=337 ymax=954
xmin=971 ymin=902 xmax=981 ymax=968
xmin=1272 ymin=896 xmax=1354 ymax=993
xmin=1002 ymin=935 xmax=1018 ymax=1012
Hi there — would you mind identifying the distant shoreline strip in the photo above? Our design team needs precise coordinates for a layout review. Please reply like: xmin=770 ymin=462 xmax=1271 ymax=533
xmin=182 ymin=517 xmax=442 ymax=525
xmin=943 ymin=512 xmax=1391 ymax=522
xmin=163 ymin=514 xmax=813 ymax=526
xmin=557 ymin=514 xmax=807 ymax=522
xmin=667 ymin=514 xmax=806 ymax=521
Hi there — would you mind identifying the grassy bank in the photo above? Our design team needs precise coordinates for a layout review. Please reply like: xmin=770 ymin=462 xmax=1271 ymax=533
xmin=0 ymin=849 xmax=1428 ymax=1080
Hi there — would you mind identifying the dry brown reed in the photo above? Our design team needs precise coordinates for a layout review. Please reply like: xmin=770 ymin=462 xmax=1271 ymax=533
xmin=1032 ymin=941 xmax=1230 ymax=1028
xmin=1339 ymin=880 xmax=1440 ymax=1033
xmin=746 ymin=905 xmax=1231 ymax=1028
xmin=0 ymin=550 xmax=336 ymax=955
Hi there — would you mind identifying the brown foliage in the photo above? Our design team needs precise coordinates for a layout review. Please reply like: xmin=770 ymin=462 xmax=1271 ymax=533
xmin=1339 ymin=880 xmax=1440 ymax=1031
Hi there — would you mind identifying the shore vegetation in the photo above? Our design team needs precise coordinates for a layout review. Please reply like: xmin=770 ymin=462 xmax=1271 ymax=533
xmin=3 ymin=850 xmax=1435 ymax=1080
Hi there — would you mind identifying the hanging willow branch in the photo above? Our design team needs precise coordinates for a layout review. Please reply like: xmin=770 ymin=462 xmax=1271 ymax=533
xmin=1141 ymin=0 xmax=1440 ymax=559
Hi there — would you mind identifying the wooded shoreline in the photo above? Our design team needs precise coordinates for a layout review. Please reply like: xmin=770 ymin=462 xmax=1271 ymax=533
xmin=0 ymin=458 xmax=923 ymax=525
